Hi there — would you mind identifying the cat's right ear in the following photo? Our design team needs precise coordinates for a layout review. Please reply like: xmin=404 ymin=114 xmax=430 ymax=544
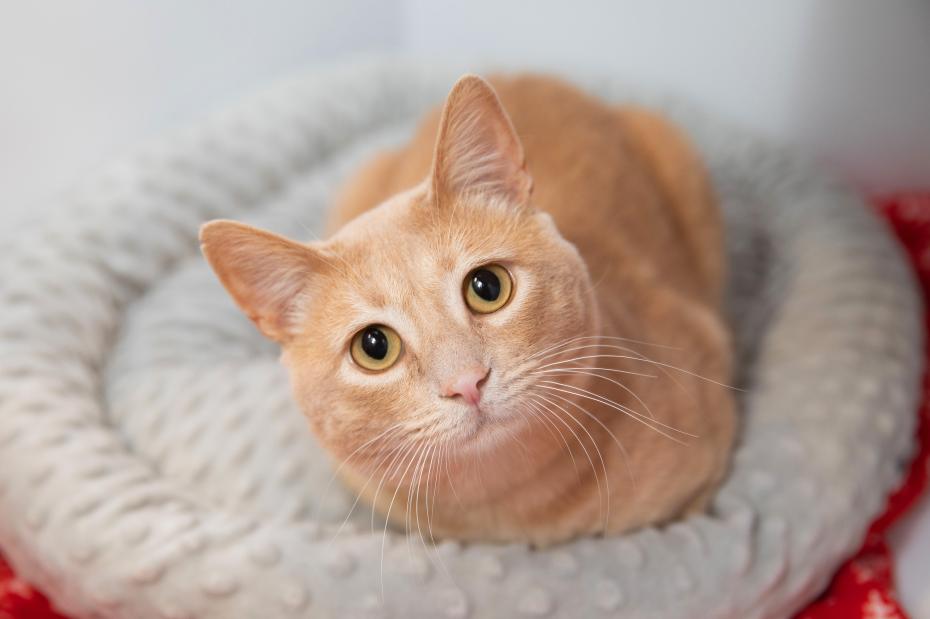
xmin=199 ymin=220 xmax=325 ymax=343
xmin=430 ymin=75 xmax=533 ymax=207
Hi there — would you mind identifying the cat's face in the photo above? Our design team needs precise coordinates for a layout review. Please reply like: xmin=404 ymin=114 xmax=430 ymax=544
xmin=285 ymin=190 xmax=596 ymax=464
xmin=201 ymin=75 xmax=598 ymax=477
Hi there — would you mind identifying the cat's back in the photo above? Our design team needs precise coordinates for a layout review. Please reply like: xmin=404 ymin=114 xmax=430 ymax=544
xmin=331 ymin=74 xmax=723 ymax=305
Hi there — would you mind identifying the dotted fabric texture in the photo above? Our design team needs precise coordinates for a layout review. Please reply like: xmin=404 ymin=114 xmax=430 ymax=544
xmin=0 ymin=61 xmax=924 ymax=619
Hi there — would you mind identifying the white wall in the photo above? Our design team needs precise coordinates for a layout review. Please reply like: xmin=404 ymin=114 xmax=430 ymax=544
xmin=3 ymin=0 xmax=927 ymax=229
xmin=0 ymin=1 xmax=402 ymax=227
xmin=402 ymin=0 xmax=930 ymax=192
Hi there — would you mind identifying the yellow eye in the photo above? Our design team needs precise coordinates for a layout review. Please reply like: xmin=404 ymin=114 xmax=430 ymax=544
xmin=464 ymin=264 xmax=513 ymax=314
xmin=350 ymin=325 xmax=402 ymax=371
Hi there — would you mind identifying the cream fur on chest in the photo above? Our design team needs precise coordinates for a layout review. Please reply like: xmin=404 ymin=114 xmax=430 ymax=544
xmin=0 ymin=60 xmax=922 ymax=619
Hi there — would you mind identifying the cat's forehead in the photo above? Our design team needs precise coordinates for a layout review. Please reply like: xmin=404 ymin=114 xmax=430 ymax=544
xmin=322 ymin=191 xmax=537 ymax=315
xmin=333 ymin=194 xmax=517 ymax=266
xmin=319 ymin=231 xmax=461 ymax=337
xmin=337 ymin=222 xmax=459 ymax=293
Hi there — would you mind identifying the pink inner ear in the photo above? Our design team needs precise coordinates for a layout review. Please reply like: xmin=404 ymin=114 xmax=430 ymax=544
xmin=200 ymin=220 xmax=323 ymax=343
xmin=431 ymin=76 xmax=532 ymax=206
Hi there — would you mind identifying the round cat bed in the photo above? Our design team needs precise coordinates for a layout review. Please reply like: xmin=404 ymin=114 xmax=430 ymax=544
xmin=0 ymin=61 xmax=923 ymax=619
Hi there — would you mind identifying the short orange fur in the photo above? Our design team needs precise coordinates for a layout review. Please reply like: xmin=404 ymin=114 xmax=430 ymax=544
xmin=201 ymin=74 xmax=735 ymax=546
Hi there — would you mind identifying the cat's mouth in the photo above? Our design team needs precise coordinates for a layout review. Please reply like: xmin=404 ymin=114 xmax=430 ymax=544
xmin=460 ymin=413 xmax=515 ymax=450
xmin=466 ymin=409 xmax=490 ymax=436
xmin=457 ymin=393 xmax=532 ymax=442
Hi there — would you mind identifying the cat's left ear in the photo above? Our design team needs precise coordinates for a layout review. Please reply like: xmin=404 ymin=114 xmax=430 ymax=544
xmin=199 ymin=220 xmax=327 ymax=344
xmin=430 ymin=75 xmax=533 ymax=207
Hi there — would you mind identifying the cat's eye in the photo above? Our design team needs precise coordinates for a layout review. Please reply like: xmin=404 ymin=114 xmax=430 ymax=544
xmin=464 ymin=264 xmax=513 ymax=314
xmin=350 ymin=325 xmax=402 ymax=371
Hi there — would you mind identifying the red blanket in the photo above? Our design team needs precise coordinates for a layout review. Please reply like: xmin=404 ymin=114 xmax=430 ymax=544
xmin=796 ymin=195 xmax=930 ymax=619
xmin=2 ymin=195 xmax=928 ymax=619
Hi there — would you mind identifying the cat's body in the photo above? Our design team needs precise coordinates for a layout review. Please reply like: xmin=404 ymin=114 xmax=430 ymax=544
xmin=201 ymin=74 xmax=735 ymax=546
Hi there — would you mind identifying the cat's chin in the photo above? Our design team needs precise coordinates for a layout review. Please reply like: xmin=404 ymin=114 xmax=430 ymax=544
xmin=455 ymin=407 xmax=494 ymax=439
xmin=453 ymin=403 xmax=528 ymax=446
xmin=458 ymin=419 xmax=511 ymax=453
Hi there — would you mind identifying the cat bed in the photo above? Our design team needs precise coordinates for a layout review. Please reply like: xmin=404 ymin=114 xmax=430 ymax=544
xmin=0 ymin=61 xmax=923 ymax=619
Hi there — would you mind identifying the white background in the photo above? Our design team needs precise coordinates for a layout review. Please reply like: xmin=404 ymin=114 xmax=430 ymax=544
xmin=1 ymin=1 xmax=929 ymax=615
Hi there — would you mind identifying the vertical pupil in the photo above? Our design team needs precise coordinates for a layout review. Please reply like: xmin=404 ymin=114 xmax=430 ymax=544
xmin=472 ymin=269 xmax=501 ymax=301
xmin=362 ymin=328 xmax=388 ymax=360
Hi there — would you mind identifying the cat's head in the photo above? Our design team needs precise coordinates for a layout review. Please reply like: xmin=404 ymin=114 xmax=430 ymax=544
xmin=201 ymin=76 xmax=598 ymax=472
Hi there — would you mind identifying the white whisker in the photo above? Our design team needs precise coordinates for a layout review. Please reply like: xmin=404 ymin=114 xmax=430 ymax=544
xmin=325 ymin=425 xmax=407 ymax=546
xmin=536 ymin=390 xmax=635 ymax=487
xmin=528 ymin=333 xmax=681 ymax=362
xmin=537 ymin=381 xmax=695 ymax=444
xmin=534 ymin=367 xmax=658 ymax=420
xmin=537 ymin=349 xmax=740 ymax=391
xmin=369 ymin=438 xmax=416 ymax=533
xmin=523 ymin=401 xmax=583 ymax=483
xmin=534 ymin=366 xmax=657 ymax=379
xmin=529 ymin=393 xmax=611 ymax=531
xmin=380 ymin=440 xmax=424 ymax=600
xmin=527 ymin=394 xmax=608 ymax=526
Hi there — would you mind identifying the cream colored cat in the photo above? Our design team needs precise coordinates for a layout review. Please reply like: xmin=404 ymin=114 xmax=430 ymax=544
xmin=200 ymin=74 xmax=735 ymax=546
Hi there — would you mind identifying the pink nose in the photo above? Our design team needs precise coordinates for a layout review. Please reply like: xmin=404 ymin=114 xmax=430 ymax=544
xmin=441 ymin=366 xmax=489 ymax=406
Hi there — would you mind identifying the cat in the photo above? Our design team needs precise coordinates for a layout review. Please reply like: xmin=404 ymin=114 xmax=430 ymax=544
xmin=200 ymin=74 xmax=736 ymax=546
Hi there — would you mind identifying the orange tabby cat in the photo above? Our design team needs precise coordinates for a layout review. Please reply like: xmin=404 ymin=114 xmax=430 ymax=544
xmin=200 ymin=74 xmax=735 ymax=546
